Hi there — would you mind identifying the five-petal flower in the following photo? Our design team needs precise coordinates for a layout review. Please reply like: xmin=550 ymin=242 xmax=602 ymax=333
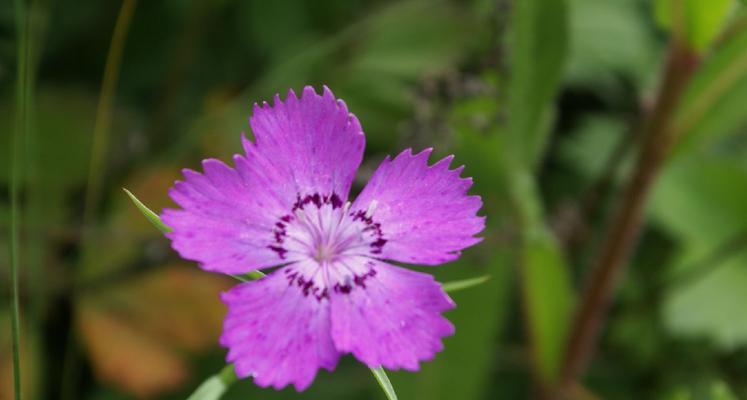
xmin=162 ymin=86 xmax=485 ymax=391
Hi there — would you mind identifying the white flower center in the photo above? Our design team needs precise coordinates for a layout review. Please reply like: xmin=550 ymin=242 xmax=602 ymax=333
xmin=267 ymin=193 xmax=386 ymax=265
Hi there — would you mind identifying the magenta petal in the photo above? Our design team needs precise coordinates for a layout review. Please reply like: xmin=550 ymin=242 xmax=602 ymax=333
xmin=220 ymin=261 xmax=340 ymax=391
xmin=162 ymin=159 xmax=289 ymax=274
xmin=352 ymin=148 xmax=484 ymax=265
xmin=247 ymin=85 xmax=365 ymax=200
xmin=329 ymin=257 xmax=455 ymax=370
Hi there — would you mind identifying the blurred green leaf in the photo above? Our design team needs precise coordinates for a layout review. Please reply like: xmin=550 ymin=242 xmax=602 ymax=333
xmin=566 ymin=0 xmax=660 ymax=92
xmin=511 ymin=170 xmax=574 ymax=383
xmin=672 ymin=22 xmax=747 ymax=157
xmin=521 ymin=234 xmax=574 ymax=381
xmin=652 ymin=153 xmax=747 ymax=349
xmin=508 ymin=0 xmax=568 ymax=167
xmin=506 ymin=0 xmax=575 ymax=370
xmin=665 ymin=253 xmax=747 ymax=350
xmin=654 ymin=0 xmax=734 ymax=52
xmin=653 ymin=156 xmax=747 ymax=246
xmin=559 ymin=114 xmax=629 ymax=179
xmin=710 ymin=380 xmax=740 ymax=400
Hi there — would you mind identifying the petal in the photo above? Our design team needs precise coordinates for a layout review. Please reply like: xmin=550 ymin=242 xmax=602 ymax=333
xmin=162 ymin=159 xmax=297 ymax=274
xmin=329 ymin=257 xmax=455 ymax=370
xmin=246 ymin=85 xmax=365 ymax=200
xmin=352 ymin=148 xmax=484 ymax=265
xmin=220 ymin=261 xmax=340 ymax=391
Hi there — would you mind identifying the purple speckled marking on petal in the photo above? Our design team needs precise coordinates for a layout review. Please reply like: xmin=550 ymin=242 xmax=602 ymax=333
xmin=351 ymin=148 xmax=485 ymax=265
xmin=220 ymin=261 xmax=340 ymax=391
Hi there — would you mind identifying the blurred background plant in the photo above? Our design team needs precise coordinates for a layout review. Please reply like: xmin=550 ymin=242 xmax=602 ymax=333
xmin=3 ymin=0 xmax=747 ymax=399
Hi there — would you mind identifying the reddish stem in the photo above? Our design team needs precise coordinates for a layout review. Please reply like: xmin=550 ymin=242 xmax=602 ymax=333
xmin=559 ymin=41 xmax=700 ymax=387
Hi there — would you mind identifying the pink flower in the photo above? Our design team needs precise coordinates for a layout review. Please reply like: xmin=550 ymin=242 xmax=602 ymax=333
xmin=162 ymin=86 xmax=484 ymax=391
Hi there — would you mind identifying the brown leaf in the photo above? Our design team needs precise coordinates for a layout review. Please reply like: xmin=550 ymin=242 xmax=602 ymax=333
xmin=77 ymin=264 xmax=232 ymax=397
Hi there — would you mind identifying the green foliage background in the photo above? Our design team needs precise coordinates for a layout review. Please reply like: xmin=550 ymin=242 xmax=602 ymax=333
xmin=2 ymin=0 xmax=747 ymax=399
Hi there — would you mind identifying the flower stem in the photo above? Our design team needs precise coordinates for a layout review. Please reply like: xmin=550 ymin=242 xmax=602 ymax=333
xmin=559 ymin=40 xmax=700 ymax=387
xmin=371 ymin=366 xmax=399 ymax=400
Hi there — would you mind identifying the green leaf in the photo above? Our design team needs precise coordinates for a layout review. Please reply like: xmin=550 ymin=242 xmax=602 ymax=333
xmin=565 ymin=0 xmax=659 ymax=92
xmin=507 ymin=0 xmax=568 ymax=167
xmin=510 ymin=170 xmax=574 ymax=383
xmin=652 ymin=153 xmax=747 ymax=349
xmin=370 ymin=367 xmax=398 ymax=400
xmin=671 ymin=22 xmax=747 ymax=157
xmin=665 ymin=253 xmax=747 ymax=350
xmin=520 ymin=231 xmax=574 ymax=381
xmin=559 ymin=114 xmax=629 ymax=179
xmin=123 ymin=188 xmax=171 ymax=234
xmin=186 ymin=365 xmax=237 ymax=400
xmin=654 ymin=0 xmax=734 ymax=52
xmin=441 ymin=275 xmax=490 ymax=293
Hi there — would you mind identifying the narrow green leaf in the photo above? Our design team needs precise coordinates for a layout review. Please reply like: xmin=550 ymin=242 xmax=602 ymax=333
xmin=520 ymin=231 xmax=573 ymax=381
xmin=11 ymin=0 xmax=30 ymax=398
xmin=371 ymin=367 xmax=398 ymax=400
xmin=510 ymin=170 xmax=574 ymax=383
xmin=122 ymin=189 xmax=265 ymax=281
xmin=506 ymin=0 xmax=573 ymax=383
xmin=122 ymin=188 xmax=171 ymax=233
xmin=441 ymin=275 xmax=490 ymax=293
xmin=672 ymin=22 xmax=747 ymax=157
xmin=186 ymin=365 xmax=237 ymax=400
xmin=507 ymin=0 xmax=568 ymax=168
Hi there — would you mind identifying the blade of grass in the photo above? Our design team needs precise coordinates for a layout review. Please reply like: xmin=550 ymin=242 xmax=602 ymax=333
xmin=62 ymin=3 xmax=138 ymax=399
xmin=371 ymin=366 xmax=398 ymax=400
xmin=10 ymin=0 xmax=30 ymax=398
xmin=441 ymin=275 xmax=490 ymax=293
xmin=123 ymin=188 xmax=171 ymax=233
xmin=82 ymin=0 xmax=136 ymax=225
xmin=23 ymin=0 xmax=51 ymax=395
